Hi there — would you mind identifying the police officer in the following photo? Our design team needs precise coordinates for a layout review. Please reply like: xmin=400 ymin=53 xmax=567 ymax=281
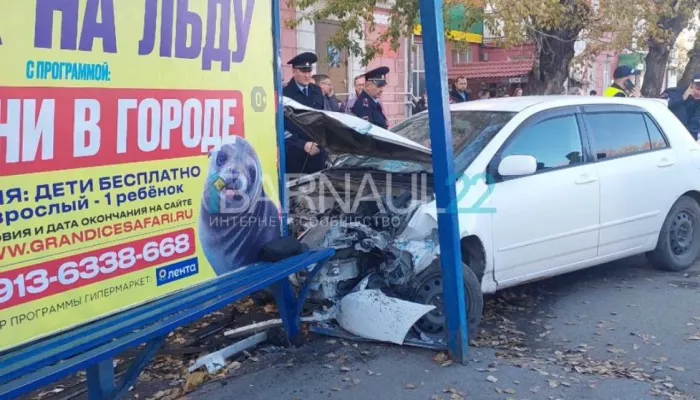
xmin=603 ymin=66 xmax=642 ymax=97
xmin=282 ymin=52 xmax=327 ymax=175
xmin=351 ymin=66 xmax=390 ymax=129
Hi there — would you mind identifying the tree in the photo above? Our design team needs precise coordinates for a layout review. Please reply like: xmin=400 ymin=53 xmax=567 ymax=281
xmin=639 ymin=0 xmax=696 ymax=97
xmin=285 ymin=0 xmax=641 ymax=94
xmin=679 ymin=30 xmax=700 ymax=87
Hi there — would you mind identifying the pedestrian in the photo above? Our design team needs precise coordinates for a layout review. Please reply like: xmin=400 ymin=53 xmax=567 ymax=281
xmin=282 ymin=52 xmax=327 ymax=175
xmin=351 ymin=66 xmax=390 ymax=129
xmin=513 ymin=88 xmax=523 ymax=97
xmin=412 ymin=92 xmax=427 ymax=114
xmin=449 ymin=76 xmax=470 ymax=103
xmin=660 ymin=73 xmax=700 ymax=140
xmin=589 ymin=90 xmax=597 ymax=96
xmin=345 ymin=75 xmax=365 ymax=114
xmin=478 ymin=89 xmax=491 ymax=99
xmin=603 ymin=66 xmax=642 ymax=97
xmin=313 ymin=74 xmax=341 ymax=112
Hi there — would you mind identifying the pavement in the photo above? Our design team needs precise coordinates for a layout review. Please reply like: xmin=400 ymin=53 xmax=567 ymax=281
xmin=190 ymin=255 xmax=700 ymax=400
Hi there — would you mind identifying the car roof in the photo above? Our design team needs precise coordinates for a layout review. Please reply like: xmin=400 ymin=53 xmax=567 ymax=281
xmin=447 ymin=95 xmax=668 ymax=113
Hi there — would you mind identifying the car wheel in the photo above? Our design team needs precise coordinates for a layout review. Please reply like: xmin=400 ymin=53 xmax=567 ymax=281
xmin=408 ymin=259 xmax=483 ymax=340
xmin=647 ymin=196 xmax=700 ymax=272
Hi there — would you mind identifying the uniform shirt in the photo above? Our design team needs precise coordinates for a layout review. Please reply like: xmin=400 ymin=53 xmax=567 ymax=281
xmin=282 ymin=78 xmax=327 ymax=174
xmin=350 ymin=90 xmax=388 ymax=129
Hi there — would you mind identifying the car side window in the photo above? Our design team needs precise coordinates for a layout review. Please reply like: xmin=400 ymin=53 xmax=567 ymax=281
xmin=585 ymin=112 xmax=652 ymax=159
xmin=502 ymin=115 xmax=584 ymax=172
xmin=644 ymin=114 xmax=668 ymax=149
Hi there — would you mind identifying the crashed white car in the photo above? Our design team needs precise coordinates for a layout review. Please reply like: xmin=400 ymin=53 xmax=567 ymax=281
xmin=284 ymin=95 xmax=700 ymax=340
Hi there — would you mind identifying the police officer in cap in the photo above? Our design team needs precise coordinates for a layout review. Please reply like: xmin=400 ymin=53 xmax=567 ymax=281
xmin=282 ymin=52 xmax=327 ymax=175
xmin=351 ymin=66 xmax=390 ymax=129
xmin=603 ymin=66 xmax=642 ymax=98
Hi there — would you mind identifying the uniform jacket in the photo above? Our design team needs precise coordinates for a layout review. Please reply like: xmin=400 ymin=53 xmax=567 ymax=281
xmin=662 ymin=86 xmax=700 ymax=139
xmin=282 ymin=79 xmax=327 ymax=174
xmin=350 ymin=90 xmax=388 ymax=129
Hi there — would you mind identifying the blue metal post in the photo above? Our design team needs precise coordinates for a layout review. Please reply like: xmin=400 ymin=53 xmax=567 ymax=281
xmin=417 ymin=0 xmax=469 ymax=363
xmin=272 ymin=0 xmax=288 ymax=236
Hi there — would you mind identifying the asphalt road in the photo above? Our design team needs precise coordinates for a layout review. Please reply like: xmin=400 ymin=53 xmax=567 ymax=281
xmin=192 ymin=255 xmax=700 ymax=400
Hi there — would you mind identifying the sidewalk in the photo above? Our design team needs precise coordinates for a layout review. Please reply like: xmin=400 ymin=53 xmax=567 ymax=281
xmin=192 ymin=344 xmax=655 ymax=400
xmin=188 ymin=255 xmax=700 ymax=400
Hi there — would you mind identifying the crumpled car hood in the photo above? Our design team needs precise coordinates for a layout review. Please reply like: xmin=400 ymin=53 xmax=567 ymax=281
xmin=283 ymin=97 xmax=432 ymax=164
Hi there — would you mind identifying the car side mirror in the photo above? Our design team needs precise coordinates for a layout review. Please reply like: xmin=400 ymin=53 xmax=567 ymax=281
xmin=498 ymin=155 xmax=537 ymax=177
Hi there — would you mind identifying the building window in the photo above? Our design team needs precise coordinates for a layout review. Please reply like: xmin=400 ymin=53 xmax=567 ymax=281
xmin=603 ymin=61 xmax=610 ymax=86
xmin=412 ymin=41 xmax=426 ymax=97
xmin=451 ymin=47 xmax=472 ymax=65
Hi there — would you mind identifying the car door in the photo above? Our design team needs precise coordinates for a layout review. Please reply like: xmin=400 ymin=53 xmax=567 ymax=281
xmin=487 ymin=107 xmax=601 ymax=286
xmin=581 ymin=106 xmax=681 ymax=256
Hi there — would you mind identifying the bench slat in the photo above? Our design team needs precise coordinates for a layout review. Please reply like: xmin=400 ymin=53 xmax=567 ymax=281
xmin=0 ymin=249 xmax=332 ymax=385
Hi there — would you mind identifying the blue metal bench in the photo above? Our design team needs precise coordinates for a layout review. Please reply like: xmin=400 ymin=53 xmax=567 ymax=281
xmin=0 ymin=248 xmax=335 ymax=400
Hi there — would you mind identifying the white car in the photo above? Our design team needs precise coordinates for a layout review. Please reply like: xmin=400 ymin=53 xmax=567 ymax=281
xmin=285 ymin=95 xmax=700 ymax=338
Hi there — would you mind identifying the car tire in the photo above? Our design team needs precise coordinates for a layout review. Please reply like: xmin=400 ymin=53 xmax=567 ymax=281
xmin=647 ymin=196 xmax=700 ymax=272
xmin=409 ymin=259 xmax=484 ymax=340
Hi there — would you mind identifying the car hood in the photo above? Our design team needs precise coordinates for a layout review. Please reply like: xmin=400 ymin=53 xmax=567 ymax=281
xmin=283 ymin=97 xmax=432 ymax=164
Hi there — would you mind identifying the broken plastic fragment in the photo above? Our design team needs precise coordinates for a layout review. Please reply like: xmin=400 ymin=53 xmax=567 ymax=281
xmin=336 ymin=289 xmax=435 ymax=345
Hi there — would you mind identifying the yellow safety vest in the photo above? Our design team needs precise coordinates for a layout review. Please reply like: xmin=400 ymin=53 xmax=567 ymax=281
xmin=603 ymin=86 xmax=626 ymax=97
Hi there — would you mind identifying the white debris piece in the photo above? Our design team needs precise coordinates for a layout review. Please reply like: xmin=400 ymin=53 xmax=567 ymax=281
xmin=336 ymin=289 xmax=435 ymax=345
xmin=188 ymin=332 xmax=267 ymax=375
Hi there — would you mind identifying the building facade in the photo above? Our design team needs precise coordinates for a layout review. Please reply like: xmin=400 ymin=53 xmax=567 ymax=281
xmin=279 ymin=3 xmax=409 ymax=126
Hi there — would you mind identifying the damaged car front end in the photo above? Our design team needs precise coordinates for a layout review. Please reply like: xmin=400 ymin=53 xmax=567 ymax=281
xmin=283 ymin=97 xmax=513 ymax=344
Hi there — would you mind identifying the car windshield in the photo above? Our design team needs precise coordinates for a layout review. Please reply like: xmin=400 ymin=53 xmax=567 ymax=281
xmin=333 ymin=110 xmax=517 ymax=173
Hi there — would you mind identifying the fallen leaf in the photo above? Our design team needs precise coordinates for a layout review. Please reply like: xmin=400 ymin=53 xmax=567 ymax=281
xmin=367 ymin=369 xmax=375 ymax=375
xmin=687 ymin=335 xmax=700 ymax=341
xmin=340 ymin=367 xmax=351 ymax=372
xmin=504 ymin=388 xmax=516 ymax=394
xmin=433 ymin=352 xmax=449 ymax=364
xmin=441 ymin=360 xmax=454 ymax=367
xmin=669 ymin=366 xmax=685 ymax=371
xmin=183 ymin=372 xmax=207 ymax=393
xmin=486 ymin=375 xmax=498 ymax=383
xmin=352 ymin=378 xmax=361 ymax=385
xmin=548 ymin=380 xmax=560 ymax=388
xmin=330 ymin=387 xmax=342 ymax=392
xmin=405 ymin=383 xmax=418 ymax=389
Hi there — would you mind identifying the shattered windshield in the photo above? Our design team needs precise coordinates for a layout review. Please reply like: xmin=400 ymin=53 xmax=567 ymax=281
xmin=333 ymin=110 xmax=517 ymax=173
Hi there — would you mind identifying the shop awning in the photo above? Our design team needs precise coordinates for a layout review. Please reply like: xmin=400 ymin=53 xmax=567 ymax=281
xmin=448 ymin=60 xmax=534 ymax=79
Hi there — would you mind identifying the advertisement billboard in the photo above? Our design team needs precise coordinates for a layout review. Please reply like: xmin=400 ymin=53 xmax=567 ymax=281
xmin=0 ymin=0 xmax=279 ymax=351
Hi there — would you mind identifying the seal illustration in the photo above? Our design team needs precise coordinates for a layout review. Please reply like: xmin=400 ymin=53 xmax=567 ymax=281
xmin=198 ymin=137 xmax=281 ymax=276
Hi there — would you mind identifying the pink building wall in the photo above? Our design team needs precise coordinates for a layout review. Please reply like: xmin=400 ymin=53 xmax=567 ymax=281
xmin=280 ymin=5 xmax=298 ymax=81
xmin=278 ymin=5 xmax=407 ymax=127
xmin=584 ymin=52 xmax=619 ymax=95
xmin=365 ymin=14 xmax=407 ymax=126
xmin=480 ymin=44 xmax=536 ymax=62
